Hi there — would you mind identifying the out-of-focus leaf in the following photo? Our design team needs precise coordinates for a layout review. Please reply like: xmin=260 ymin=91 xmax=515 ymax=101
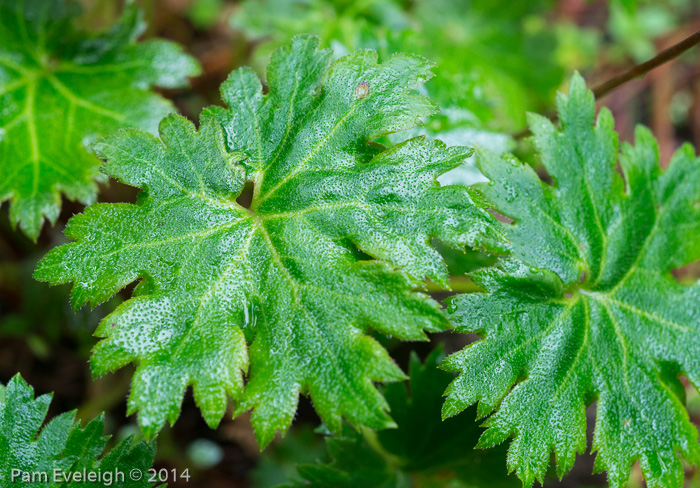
xmin=231 ymin=0 xmax=588 ymax=132
xmin=607 ymin=0 xmax=678 ymax=62
xmin=187 ymin=0 xmax=226 ymax=29
xmin=251 ymin=426 xmax=328 ymax=488
xmin=279 ymin=348 xmax=518 ymax=488
xmin=0 ymin=0 xmax=200 ymax=240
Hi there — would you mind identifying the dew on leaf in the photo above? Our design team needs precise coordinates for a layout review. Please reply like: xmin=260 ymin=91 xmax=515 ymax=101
xmin=34 ymin=35 xmax=500 ymax=448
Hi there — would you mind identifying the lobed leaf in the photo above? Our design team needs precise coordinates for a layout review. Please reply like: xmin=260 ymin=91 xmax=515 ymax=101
xmin=443 ymin=74 xmax=700 ymax=487
xmin=35 ymin=36 xmax=502 ymax=446
xmin=0 ymin=0 xmax=200 ymax=239
xmin=0 ymin=374 xmax=155 ymax=487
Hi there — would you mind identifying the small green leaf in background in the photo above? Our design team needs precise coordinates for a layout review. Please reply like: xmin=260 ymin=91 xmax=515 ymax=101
xmin=187 ymin=0 xmax=226 ymax=30
xmin=251 ymin=426 xmax=328 ymax=488
xmin=443 ymin=74 xmax=700 ymax=488
xmin=278 ymin=348 xmax=517 ymax=488
xmin=608 ymin=0 xmax=676 ymax=62
xmin=0 ymin=374 xmax=156 ymax=487
xmin=35 ymin=36 xmax=503 ymax=447
xmin=0 ymin=0 xmax=200 ymax=240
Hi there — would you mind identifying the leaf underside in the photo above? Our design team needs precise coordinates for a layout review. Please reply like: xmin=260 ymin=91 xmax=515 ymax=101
xmin=0 ymin=374 xmax=155 ymax=487
xmin=0 ymin=0 xmax=200 ymax=240
xmin=35 ymin=35 xmax=502 ymax=446
xmin=442 ymin=74 xmax=700 ymax=488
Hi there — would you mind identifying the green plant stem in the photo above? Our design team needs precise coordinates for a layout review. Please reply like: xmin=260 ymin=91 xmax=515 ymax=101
xmin=514 ymin=28 xmax=700 ymax=139
xmin=423 ymin=276 xmax=482 ymax=293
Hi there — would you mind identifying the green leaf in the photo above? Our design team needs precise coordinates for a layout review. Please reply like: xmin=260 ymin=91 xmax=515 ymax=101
xmin=0 ymin=0 xmax=200 ymax=240
xmin=35 ymin=36 xmax=502 ymax=446
xmin=442 ymin=74 xmax=700 ymax=487
xmin=279 ymin=348 xmax=518 ymax=488
xmin=616 ymin=0 xmax=638 ymax=13
xmin=0 ymin=373 xmax=155 ymax=487
xmin=251 ymin=425 xmax=328 ymax=488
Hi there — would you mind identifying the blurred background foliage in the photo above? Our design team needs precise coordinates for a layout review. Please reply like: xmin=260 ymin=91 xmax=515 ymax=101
xmin=2 ymin=0 xmax=700 ymax=486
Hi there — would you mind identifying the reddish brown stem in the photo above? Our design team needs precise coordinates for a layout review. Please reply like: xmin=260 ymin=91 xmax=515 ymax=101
xmin=513 ymin=28 xmax=700 ymax=140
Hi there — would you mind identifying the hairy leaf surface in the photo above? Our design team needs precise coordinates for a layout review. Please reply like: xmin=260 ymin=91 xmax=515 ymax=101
xmin=281 ymin=348 xmax=517 ymax=488
xmin=35 ymin=36 xmax=501 ymax=445
xmin=0 ymin=374 xmax=155 ymax=487
xmin=0 ymin=0 xmax=200 ymax=239
xmin=443 ymin=74 xmax=700 ymax=487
